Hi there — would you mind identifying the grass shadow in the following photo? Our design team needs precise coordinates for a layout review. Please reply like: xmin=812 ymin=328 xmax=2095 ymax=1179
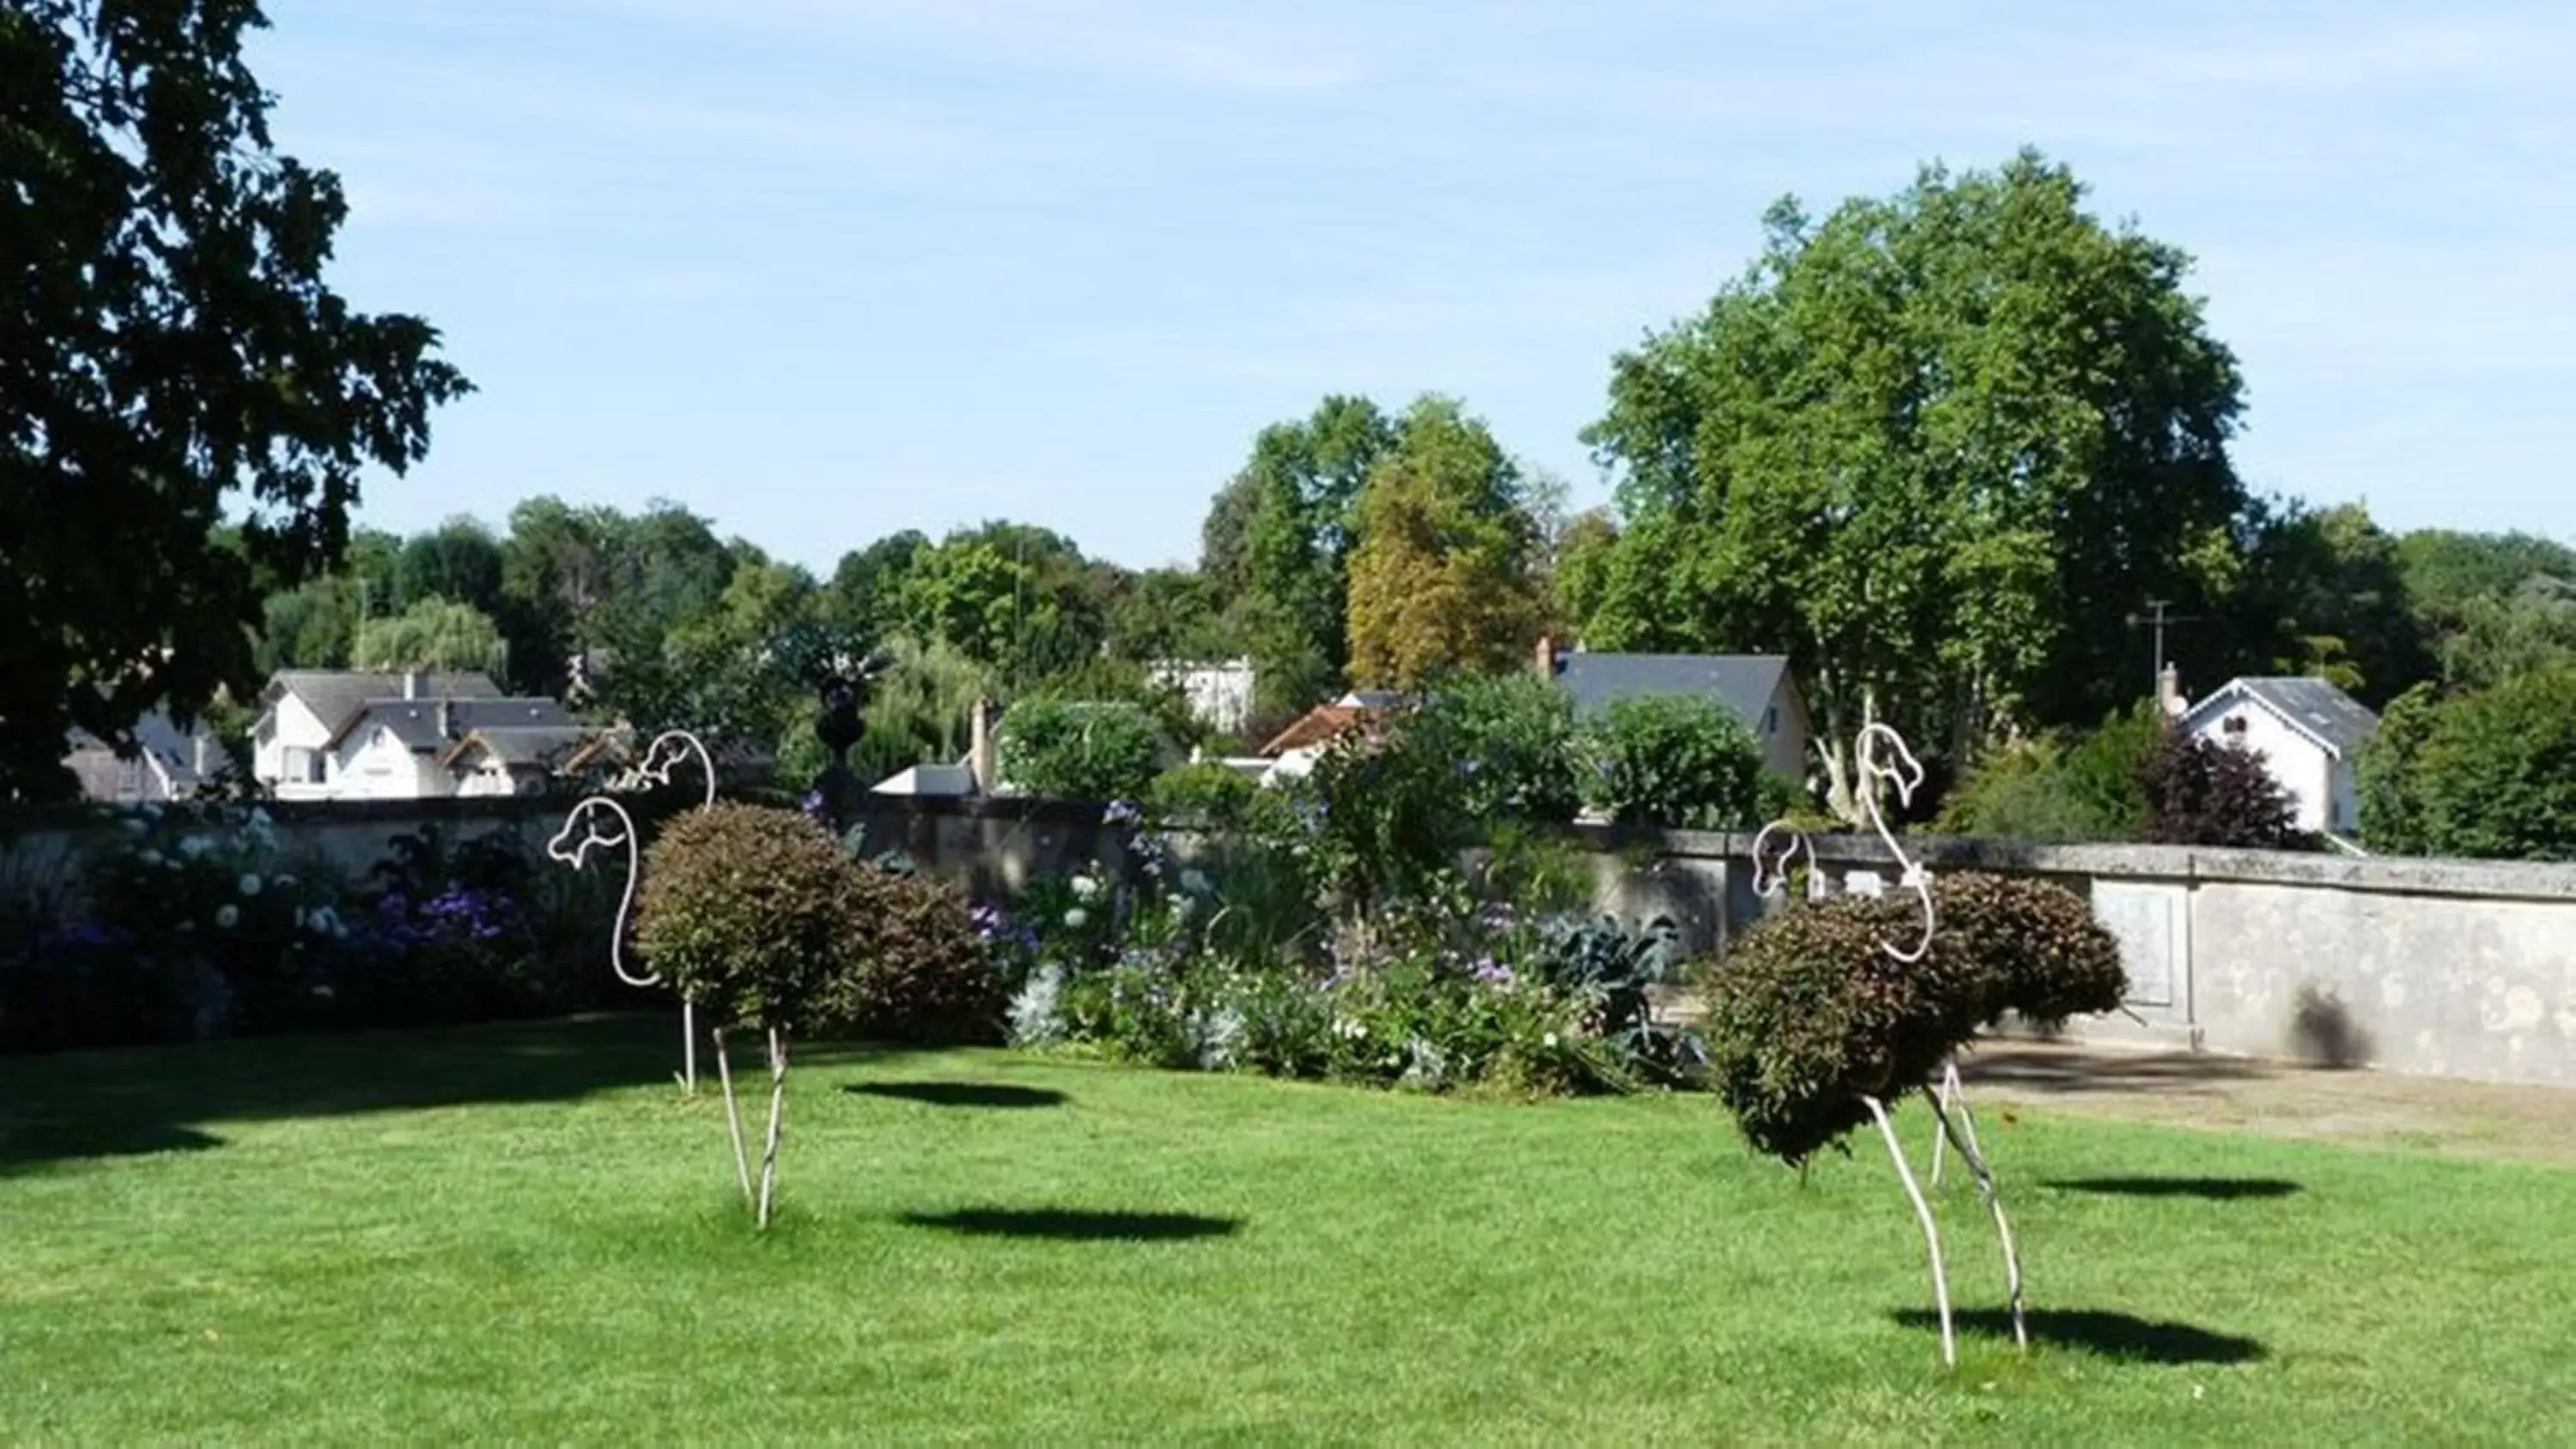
xmin=847 ymin=1082 xmax=1067 ymax=1109
xmin=0 ymin=1120 xmax=223 ymax=1177
xmin=1891 ymin=1307 xmax=2267 ymax=1365
xmin=899 ymin=1207 xmax=1240 ymax=1242
xmin=0 ymin=1013 xmax=750 ymax=1173
xmin=2046 ymin=1176 xmax=2303 ymax=1201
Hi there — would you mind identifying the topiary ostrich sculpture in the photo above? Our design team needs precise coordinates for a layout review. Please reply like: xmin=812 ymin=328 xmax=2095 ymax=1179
xmin=1711 ymin=725 xmax=2126 ymax=1367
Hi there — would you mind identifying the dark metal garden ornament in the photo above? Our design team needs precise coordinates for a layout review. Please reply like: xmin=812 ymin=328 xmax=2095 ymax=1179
xmin=1750 ymin=722 xmax=2025 ymax=1370
xmin=794 ymin=641 xmax=897 ymax=836
xmin=547 ymin=729 xmax=717 ymax=1094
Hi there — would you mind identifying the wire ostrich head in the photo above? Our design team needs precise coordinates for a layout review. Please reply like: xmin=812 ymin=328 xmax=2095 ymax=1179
xmin=546 ymin=795 xmax=634 ymax=870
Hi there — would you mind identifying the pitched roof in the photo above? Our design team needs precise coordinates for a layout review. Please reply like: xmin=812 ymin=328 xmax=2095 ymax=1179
xmin=1552 ymin=652 xmax=1791 ymax=725
xmin=64 ymin=709 xmax=233 ymax=798
xmin=342 ymin=696 xmax=576 ymax=753
xmin=264 ymin=670 xmax=505 ymax=737
xmin=439 ymin=725 xmax=598 ymax=771
xmin=1258 ymin=705 xmax=1366 ymax=757
xmin=2184 ymin=676 xmax=2380 ymax=759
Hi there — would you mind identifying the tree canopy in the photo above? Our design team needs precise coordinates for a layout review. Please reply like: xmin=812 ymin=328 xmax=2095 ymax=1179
xmin=1344 ymin=397 xmax=1546 ymax=689
xmin=1571 ymin=149 xmax=2254 ymax=809
xmin=3 ymin=0 xmax=469 ymax=797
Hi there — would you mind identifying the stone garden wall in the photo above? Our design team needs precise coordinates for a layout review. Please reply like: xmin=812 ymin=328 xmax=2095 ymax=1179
xmin=8 ymin=795 xmax=2572 ymax=1088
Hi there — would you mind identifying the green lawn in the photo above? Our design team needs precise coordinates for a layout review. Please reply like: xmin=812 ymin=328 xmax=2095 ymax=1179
xmin=3 ymin=1016 xmax=2569 ymax=1445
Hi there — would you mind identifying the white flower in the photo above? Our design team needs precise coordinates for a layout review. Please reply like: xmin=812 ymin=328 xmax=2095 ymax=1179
xmin=307 ymin=907 xmax=341 ymax=937
xmin=118 ymin=818 xmax=149 ymax=837
xmin=276 ymin=873 xmax=298 ymax=890
xmin=1179 ymin=868 xmax=1212 ymax=896
xmin=138 ymin=849 xmax=164 ymax=868
xmin=1542 ymin=1031 xmax=1559 ymax=1049
xmin=237 ymin=873 xmax=264 ymax=898
xmin=1070 ymin=875 xmax=1101 ymax=901
xmin=216 ymin=904 xmax=241 ymax=930
xmin=1063 ymin=907 xmax=1090 ymax=930
xmin=179 ymin=835 xmax=213 ymax=859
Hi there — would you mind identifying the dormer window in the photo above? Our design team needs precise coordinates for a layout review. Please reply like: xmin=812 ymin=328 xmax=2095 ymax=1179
xmin=2223 ymin=714 xmax=2248 ymax=736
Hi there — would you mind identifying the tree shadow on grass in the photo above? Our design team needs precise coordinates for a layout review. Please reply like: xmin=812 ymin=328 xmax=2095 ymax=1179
xmin=0 ymin=1013 xmax=892 ymax=1174
xmin=899 ymin=1207 xmax=1241 ymax=1242
xmin=846 ymin=1082 xmax=1066 ymax=1109
xmin=1891 ymin=1308 xmax=2267 ymax=1365
xmin=2045 ymin=1176 xmax=2303 ymax=1202
xmin=0 ymin=1120 xmax=223 ymax=1177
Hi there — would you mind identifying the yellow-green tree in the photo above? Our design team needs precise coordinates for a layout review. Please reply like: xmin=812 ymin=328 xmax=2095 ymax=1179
xmin=1346 ymin=398 xmax=1546 ymax=689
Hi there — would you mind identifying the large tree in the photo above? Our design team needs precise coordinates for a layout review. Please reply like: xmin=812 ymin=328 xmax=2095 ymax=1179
xmin=1224 ymin=396 xmax=1399 ymax=714
xmin=1574 ymin=150 xmax=2252 ymax=809
xmin=1345 ymin=397 xmax=1546 ymax=688
xmin=3 ymin=1 xmax=469 ymax=797
xmin=351 ymin=597 xmax=507 ymax=676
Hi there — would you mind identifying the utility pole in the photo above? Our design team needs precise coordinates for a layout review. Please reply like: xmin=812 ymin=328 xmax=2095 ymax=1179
xmin=2126 ymin=598 xmax=2201 ymax=706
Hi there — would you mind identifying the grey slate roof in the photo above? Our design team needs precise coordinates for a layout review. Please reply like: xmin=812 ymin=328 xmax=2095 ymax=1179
xmin=266 ymin=670 xmax=505 ymax=740
xmin=2187 ymin=676 xmax=2380 ymax=758
xmin=64 ymin=709 xmax=234 ymax=799
xmin=1552 ymin=652 xmax=1791 ymax=726
xmin=347 ymin=697 xmax=576 ymax=753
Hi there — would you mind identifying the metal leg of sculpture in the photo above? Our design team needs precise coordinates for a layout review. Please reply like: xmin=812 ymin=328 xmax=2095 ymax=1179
xmin=677 ymin=1002 xmax=698 ymax=1096
xmin=1865 ymin=1093 xmax=1955 ymax=1369
xmin=1923 ymin=1082 xmax=2026 ymax=1352
xmin=756 ymin=1027 xmax=788 ymax=1230
xmin=1929 ymin=1059 xmax=1961 ymax=1187
xmin=714 ymin=1028 xmax=752 ymax=1207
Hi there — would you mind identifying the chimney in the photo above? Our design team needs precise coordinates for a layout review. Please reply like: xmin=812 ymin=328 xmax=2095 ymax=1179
xmin=437 ymin=698 xmax=456 ymax=739
xmin=968 ymin=696 xmax=997 ymax=794
xmin=403 ymin=670 xmax=424 ymax=700
xmin=193 ymin=732 xmax=212 ymax=777
xmin=2158 ymin=664 xmax=2186 ymax=719
xmin=1534 ymin=634 xmax=1558 ymax=678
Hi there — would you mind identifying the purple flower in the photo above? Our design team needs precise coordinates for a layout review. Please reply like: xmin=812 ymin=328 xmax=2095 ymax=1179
xmin=1472 ymin=956 xmax=1515 ymax=987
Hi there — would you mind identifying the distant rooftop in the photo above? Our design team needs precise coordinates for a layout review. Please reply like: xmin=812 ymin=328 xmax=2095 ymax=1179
xmin=1552 ymin=652 xmax=1791 ymax=727
xmin=2186 ymin=676 xmax=2381 ymax=758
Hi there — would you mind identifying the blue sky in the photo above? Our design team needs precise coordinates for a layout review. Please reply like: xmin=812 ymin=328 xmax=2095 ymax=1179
xmin=254 ymin=0 xmax=2576 ymax=573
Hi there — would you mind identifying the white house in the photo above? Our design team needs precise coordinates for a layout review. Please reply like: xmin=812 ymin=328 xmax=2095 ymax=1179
xmin=252 ymin=670 xmax=593 ymax=801
xmin=2176 ymin=674 xmax=2381 ymax=837
xmin=1148 ymin=658 xmax=1257 ymax=737
xmin=1536 ymin=640 xmax=1814 ymax=784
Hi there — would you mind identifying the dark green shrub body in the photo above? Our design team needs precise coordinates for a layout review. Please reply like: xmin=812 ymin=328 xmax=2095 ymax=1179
xmin=1699 ymin=873 xmax=2124 ymax=1165
xmin=818 ymin=866 xmax=1005 ymax=1046
xmin=636 ymin=804 xmax=861 ymax=1032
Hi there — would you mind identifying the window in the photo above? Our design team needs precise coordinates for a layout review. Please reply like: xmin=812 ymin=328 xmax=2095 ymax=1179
xmin=281 ymin=747 xmax=324 ymax=784
xmin=2223 ymin=714 xmax=2249 ymax=736
xmin=1762 ymin=706 xmax=1778 ymax=735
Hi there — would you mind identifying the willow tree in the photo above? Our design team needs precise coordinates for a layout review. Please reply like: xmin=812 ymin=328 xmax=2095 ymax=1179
xmin=1576 ymin=150 xmax=2253 ymax=812
xmin=2 ymin=1 xmax=469 ymax=798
